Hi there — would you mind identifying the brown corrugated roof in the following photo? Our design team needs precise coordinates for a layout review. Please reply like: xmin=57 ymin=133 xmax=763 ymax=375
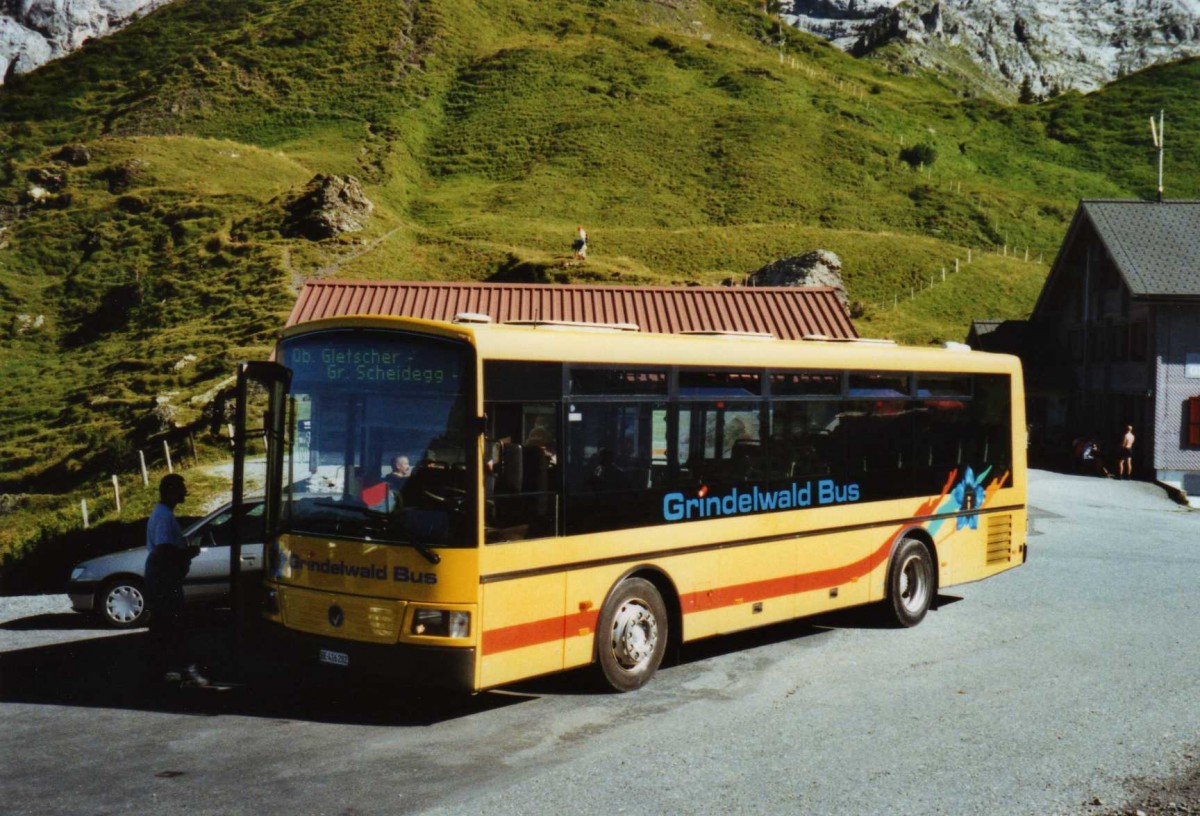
xmin=287 ymin=281 xmax=857 ymax=340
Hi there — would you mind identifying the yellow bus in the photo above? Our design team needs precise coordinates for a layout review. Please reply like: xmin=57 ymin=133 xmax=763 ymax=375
xmin=238 ymin=315 xmax=1026 ymax=692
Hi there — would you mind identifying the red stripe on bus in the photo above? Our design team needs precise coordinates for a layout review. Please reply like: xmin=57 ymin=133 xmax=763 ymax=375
xmin=680 ymin=533 xmax=899 ymax=614
xmin=483 ymin=610 xmax=599 ymax=655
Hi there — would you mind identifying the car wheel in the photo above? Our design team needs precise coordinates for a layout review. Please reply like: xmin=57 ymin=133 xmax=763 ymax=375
xmin=596 ymin=577 xmax=668 ymax=692
xmin=98 ymin=577 xmax=147 ymax=628
xmin=885 ymin=537 xmax=934 ymax=627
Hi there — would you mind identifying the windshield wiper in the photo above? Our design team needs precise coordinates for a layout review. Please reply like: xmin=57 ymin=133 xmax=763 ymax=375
xmin=310 ymin=501 xmax=442 ymax=564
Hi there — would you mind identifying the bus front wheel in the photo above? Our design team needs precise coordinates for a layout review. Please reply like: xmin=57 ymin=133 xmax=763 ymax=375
xmin=596 ymin=578 xmax=668 ymax=692
xmin=885 ymin=537 xmax=934 ymax=627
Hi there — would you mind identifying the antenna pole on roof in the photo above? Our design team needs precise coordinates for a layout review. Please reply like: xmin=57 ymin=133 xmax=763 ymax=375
xmin=1150 ymin=110 xmax=1164 ymax=202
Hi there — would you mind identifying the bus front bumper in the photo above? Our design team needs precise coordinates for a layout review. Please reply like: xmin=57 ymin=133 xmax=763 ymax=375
xmin=264 ymin=622 xmax=476 ymax=691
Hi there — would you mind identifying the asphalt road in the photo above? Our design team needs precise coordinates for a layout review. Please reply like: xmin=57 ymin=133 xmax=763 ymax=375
xmin=2 ymin=470 xmax=1198 ymax=816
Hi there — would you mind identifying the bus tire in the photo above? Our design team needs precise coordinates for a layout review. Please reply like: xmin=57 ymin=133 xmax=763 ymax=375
xmin=885 ymin=537 xmax=934 ymax=627
xmin=596 ymin=578 xmax=668 ymax=692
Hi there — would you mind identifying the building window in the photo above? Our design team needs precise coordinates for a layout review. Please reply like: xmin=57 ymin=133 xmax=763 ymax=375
xmin=1186 ymin=353 xmax=1200 ymax=379
xmin=1189 ymin=396 xmax=1200 ymax=447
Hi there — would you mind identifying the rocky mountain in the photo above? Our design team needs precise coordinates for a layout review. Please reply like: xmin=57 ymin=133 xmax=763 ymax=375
xmin=781 ymin=0 xmax=896 ymax=49
xmin=783 ymin=0 xmax=1200 ymax=96
xmin=1 ymin=0 xmax=170 ymax=82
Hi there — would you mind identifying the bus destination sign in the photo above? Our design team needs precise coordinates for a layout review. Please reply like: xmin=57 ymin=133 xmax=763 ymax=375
xmin=287 ymin=345 xmax=453 ymax=387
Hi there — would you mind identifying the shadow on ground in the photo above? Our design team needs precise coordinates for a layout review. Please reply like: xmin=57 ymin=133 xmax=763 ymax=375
xmin=0 ymin=613 xmax=521 ymax=726
xmin=1 ymin=612 xmax=112 ymax=632
xmin=1 ymin=597 xmax=962 ymax=721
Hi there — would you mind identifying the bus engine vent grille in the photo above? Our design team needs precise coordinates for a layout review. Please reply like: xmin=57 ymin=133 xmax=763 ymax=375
xmin=283 ymin=589 xmax=401 ymax=642
xmin=986 ymin=514 xmax=1013 ymax=564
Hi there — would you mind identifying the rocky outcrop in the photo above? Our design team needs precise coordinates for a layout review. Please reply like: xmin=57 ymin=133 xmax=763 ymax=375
xmin=285 ymin=175 xmax=374 ymax=240
xmin=1 ymin=0 xmax=173 ymax=83
xmin=54 ymin=144 xmax=92 ymax=166
xmin=782 ymin=0 xmax=896 ymax=49
xmin=103 ymin=157 xmax=149 ymax=194
xmin=784 ymin=0 xmax=1200 ymax=96
xmin=744 ymin=249 xmax=851 ymax=315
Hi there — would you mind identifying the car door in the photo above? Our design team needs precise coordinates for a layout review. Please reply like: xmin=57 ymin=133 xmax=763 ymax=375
xmin=184 ymin=503 xmax=265 ymax=601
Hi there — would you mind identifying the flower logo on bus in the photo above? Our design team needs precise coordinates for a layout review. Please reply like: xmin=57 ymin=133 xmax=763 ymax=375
xmin=951 ymin=467 xmax=986 ymax=530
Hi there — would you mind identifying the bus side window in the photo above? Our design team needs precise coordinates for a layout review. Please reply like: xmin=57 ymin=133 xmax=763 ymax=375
xmin=483 ymin=401 xmax=561 ymax=543
xmin=564 ymin=401 xmax=663 ymax=535
xmin=769 ymin=400 xmax=838 ymax=480
xmin=483 ymin=361 xmax=564 ymax=544
xmin=972 ymin=375 xmax=1013 ymax=473
xmin=677 ymin=401 xmax=762 ymax=486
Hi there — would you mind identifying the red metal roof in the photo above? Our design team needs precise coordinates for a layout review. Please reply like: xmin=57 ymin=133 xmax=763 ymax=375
xmin=286 ymin=281 xmax=857 ymax=340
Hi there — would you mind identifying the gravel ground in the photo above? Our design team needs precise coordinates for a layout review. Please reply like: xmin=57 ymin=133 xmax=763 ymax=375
xmin=1101 ymin=762 xmax=1200 ymax=815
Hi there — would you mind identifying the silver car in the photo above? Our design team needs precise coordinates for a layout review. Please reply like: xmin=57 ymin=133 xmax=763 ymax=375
xmin=67 ymin=500 xmax=265 ymax=628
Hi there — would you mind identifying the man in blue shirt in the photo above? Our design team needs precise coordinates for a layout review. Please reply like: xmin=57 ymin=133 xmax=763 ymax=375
xmin=144 ymin=473 xmax=207 ymax=685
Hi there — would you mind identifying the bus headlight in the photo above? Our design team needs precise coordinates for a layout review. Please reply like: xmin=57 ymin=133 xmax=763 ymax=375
xmin=411 ymin=608 xmax=470 ymax=638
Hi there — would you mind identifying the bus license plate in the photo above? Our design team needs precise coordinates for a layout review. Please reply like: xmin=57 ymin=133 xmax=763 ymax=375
xmin=319 ymin=649 xmax=349 ymax=667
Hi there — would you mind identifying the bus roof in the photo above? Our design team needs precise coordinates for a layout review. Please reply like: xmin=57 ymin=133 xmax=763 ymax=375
xmin=281 ymin=315 xmax=1023 ymax=375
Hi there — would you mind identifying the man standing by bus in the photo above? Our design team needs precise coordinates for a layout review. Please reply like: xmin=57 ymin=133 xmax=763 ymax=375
xmin=1119 ymin=424 xmax=1136 ymax=479
xmin=144 ymin=473 xmax=208 ymax=686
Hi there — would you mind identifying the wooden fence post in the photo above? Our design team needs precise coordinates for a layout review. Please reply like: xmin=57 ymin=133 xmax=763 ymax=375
xmin=81 ymin=500 xmax=89 ymax=529
xmin=163 ymin=439 xmax=173 ymax=474
xmin=139 ymin=450 xmax=149 ymax=487
xmin=112 ymin=474 xmax=121 ymax=513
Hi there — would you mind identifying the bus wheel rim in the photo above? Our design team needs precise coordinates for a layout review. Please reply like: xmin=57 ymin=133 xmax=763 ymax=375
xmin=898 ymin=554 xmax=928 ymax=613
xmin=611 ymin=599 xmax=657 ymax=670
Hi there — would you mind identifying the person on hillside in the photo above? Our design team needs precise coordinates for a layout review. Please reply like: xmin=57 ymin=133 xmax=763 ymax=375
xmin=1119 ymin=424 xmax=1135 ymax=479
xmin=572 ymin=225 xmax=588 ymax=260
xmin=144 ymin=473 xmax=207 ymax=686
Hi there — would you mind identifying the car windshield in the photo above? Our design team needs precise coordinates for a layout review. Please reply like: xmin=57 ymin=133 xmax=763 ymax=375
xmin=278 ymin=330 xmax=475 ymax=548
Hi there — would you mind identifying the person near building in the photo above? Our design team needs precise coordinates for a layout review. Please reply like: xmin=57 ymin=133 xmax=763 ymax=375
xmin=1119 ymin=424 xmax=1135 ymax=479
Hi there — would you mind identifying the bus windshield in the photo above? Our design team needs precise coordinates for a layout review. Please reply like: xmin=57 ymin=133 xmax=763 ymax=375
xmin=278 ymin=329 xmax=475 ymax=548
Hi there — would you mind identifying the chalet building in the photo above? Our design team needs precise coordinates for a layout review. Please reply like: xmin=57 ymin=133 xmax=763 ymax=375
xmin=1026 ymin=199 xmax=1200 ymax=504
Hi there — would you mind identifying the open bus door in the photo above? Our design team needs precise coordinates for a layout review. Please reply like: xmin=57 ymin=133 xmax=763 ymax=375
xmin=230 ymin=361 xmax=292 ymax=653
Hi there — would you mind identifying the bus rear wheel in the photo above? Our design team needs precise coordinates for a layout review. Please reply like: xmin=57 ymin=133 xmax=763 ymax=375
xmin=885 ymin=537 xmax=934 ymax=627
xmin=596 ymin=578 xmax=667 ymax=692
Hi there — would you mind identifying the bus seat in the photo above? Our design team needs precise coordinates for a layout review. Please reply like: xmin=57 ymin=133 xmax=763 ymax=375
xmin=359 ymin=481 xmax=389 ymax=508
xmin=498 ymin=442 xmax=523 ymax=493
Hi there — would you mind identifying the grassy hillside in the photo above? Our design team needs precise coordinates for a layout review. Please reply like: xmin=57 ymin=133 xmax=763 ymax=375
xmin=1 ymin=0 xmax=1198 ymax=572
